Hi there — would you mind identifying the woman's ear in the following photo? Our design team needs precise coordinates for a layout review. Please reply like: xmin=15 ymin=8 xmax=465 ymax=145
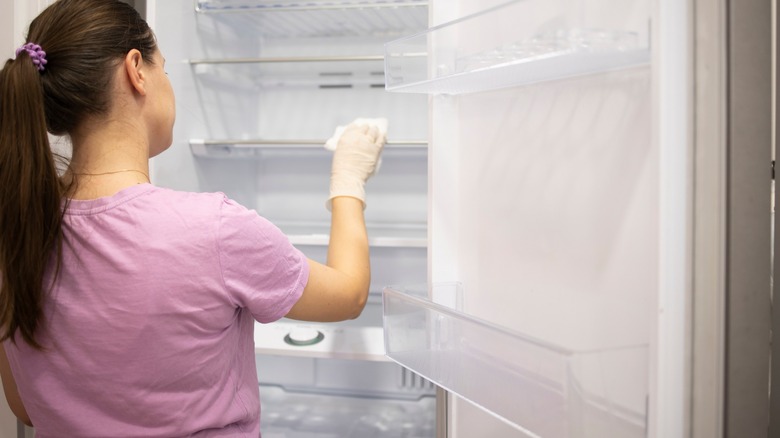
xmin=124 ymin=49 xmax=147 ymax=96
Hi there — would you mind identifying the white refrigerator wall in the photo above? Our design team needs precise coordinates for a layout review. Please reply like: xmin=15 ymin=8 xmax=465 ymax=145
xmin=426 ymin=0 xmax=659 ymax=436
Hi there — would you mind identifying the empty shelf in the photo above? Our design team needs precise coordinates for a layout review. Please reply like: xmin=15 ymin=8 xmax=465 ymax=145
xmin=195 ymin=0 xmax=428 ymax=39
xmin=190 ymin=55 xmax=385 ymax=64
xmin=290 ymin=234 xmax=426 ymax=248
xmin=189 ymin=139 xmax=427 ymax=158
xmin=279 ymin=221 xmax=427 ymax=248
xmin=384 ymin=0 xmax=650 ymax=94
xmin=383 ymin=283 xmax=649 ymax=437
xmin=197 ymin=0 xmax=426 ymax=10
xmin=190 ymin=56 xmax=387 ymax=88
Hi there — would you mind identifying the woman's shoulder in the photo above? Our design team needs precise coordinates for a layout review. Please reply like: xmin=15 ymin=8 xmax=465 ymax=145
xmin=153 ymin=186 xmax=227 ymax=204
xmin=151 ymin=185 xmax=232 ymax=210
xmin=128 ymin=187 xmax=260 ymax=243
xmin=149 ymin=186 xmax=265 ymax=225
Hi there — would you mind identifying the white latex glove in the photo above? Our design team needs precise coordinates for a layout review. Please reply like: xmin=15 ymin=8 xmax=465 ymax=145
xmin=327 ymin=123 xmax=386 ymax=211
xmin=324 ymin=117 xmax=387 ymax=179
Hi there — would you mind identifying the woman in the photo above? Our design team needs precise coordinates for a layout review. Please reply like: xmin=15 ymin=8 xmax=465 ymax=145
xmin=0 ymin=0 xmax=383 ymax=435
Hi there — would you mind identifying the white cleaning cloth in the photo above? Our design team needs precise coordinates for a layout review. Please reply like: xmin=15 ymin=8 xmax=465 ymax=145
xmin=324 ymin=118 xmax=388 ymax=152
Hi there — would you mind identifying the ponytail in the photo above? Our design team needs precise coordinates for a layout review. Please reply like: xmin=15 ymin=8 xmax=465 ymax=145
xmin=0 ymin=54 xmax=66 ymax=349
xmin=0 ymin=0 xmax=157 ymax=348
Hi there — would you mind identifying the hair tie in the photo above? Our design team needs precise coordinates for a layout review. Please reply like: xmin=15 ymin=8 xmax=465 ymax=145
xmin=15 ymin=42 xmax=47 ymax=72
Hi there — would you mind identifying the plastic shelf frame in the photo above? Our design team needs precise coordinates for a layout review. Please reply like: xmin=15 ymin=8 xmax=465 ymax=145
xmin=196 ymin=0 xmax=427 ymax=11
xmin=384 ymin=0 xmax=651 ymax=94
xmin=189 ymin=138 xmax=427 ymax=159
xmin=195 ymin=0 xmax=429 ymax=39
xmin=382 ymin=283 xmax=649 ymax=438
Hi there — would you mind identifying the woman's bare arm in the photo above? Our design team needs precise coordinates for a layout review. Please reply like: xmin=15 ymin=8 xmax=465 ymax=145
xmin=285 ymin=196 xmax=370 ymax=321
xmin=284 ymin=123 xmax=382 ymax=322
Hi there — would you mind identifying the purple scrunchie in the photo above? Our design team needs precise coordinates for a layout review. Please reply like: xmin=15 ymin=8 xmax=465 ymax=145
xmin=15 ymin=42 xmax=47 ymax=72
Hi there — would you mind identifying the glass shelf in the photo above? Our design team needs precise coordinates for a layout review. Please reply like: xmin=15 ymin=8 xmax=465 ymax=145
xmin=279 ymin=221 xmax=427 ymax=248
xmin=383 ymin=283 xmax=649 ymax=437
xmin=384 ymin=0 xmax=650 ymax=94
xmin=190 ymin=56 xmax=388 ymax=89
xmin=189 ymin=138 xmax=427 ymax=158
xmin=290 ymin=234 xmax=426 ymax=248
xmin=289 ymin=233 xmax=426 ymax=248
xmin=195 ymin=0 xmax=428 ymax=39
xmin=196 ymin=0 xmax=427 ymax=12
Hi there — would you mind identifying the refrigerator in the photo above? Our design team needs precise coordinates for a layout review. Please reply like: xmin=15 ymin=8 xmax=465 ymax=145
xmin=148 ymin=0 xmax=655 ymax=436
xmin=5 ymin=0 xmax=775 ymax=437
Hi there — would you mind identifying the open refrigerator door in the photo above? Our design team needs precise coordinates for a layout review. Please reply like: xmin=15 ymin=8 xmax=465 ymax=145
xmin=382 ymin=0 xmax=657 ymax=437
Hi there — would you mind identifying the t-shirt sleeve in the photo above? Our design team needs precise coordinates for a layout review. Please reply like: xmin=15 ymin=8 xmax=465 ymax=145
xmin=217 ymin=195 xmax=309 ymax=323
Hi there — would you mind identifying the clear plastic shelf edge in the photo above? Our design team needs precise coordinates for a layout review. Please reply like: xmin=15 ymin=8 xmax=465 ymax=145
xmin=382 ymin=282 xmax=649 ymax=438
xmin=384 ymin=0 xmax=651 ymax=94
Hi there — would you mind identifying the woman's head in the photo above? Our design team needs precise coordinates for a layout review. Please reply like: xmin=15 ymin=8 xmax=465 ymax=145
xmin=0 ymin=0 xmax=160 ymax=348
xmin=25 ymin=0 xmax=159 ymax=135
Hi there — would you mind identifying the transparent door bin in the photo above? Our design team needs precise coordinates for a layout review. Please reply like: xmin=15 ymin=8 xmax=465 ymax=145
xmin=383 ymin=283 xmax=649 ymax=438
xmin=195 ymin=0 xmax=428 ymax=39
xmin=384 ymin=0 xmax=650 ymax=94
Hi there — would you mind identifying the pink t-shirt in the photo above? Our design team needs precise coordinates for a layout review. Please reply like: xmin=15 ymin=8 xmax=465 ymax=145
xmin=3 ymin=184 xmax=309 ymax=437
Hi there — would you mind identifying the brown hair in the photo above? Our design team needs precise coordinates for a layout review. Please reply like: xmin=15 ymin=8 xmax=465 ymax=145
xmin=0 ymin=0 xmax=157 ymax=348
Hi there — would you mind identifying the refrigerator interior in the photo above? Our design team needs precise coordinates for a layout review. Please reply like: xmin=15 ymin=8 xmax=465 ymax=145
xmin=150 ymin=1 xmax=434 ymax=436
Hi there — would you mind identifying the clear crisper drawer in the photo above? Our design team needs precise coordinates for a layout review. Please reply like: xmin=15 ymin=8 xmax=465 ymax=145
xmin=383 ymin=283 xmax=648 ymax=438
xmin=258 ymin=383 xmax=435 ymax=437
xmin=384 ymin=0 xmax=650 ymax=94
xmin=256 ymin=356 xmax=435 ymax=437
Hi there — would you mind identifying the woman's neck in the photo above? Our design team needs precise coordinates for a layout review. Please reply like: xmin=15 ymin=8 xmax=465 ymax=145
xmin=66 ymin=118 xmax=151 ymax=200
